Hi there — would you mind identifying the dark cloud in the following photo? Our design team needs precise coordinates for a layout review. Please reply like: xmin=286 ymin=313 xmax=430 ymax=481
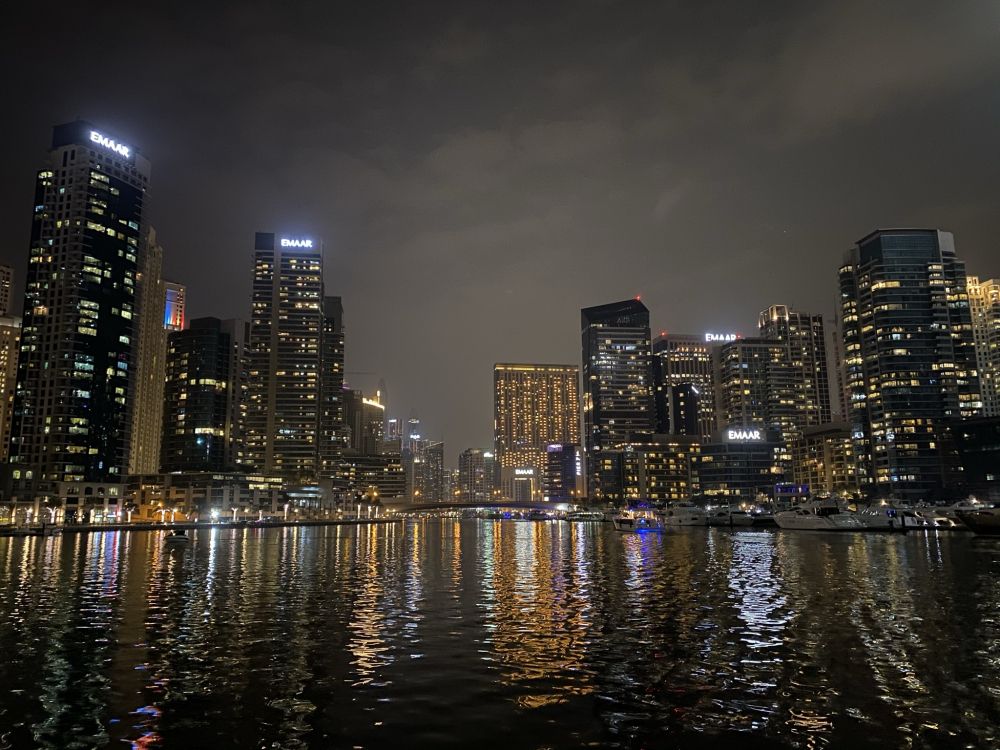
xmin=1 ymin=0 xmax=998 ymax=464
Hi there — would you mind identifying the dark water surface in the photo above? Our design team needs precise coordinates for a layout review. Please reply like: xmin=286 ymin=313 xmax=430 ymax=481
xmin=0 ymin=521 xmax=998 ymax=749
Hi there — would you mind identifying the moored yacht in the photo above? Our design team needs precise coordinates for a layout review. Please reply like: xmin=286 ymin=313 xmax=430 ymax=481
xmin=774 ymin=500 xmax=864 ymax=531
xmin=955 ymin=506 xmax=1000 ymax=536
xmin=853 ymin=503 xmax=904 ymax=531
xmin=657 ymin=502 xmax=707 ymax=527
xmin=612 ymin=510 xmax=662 ymax=532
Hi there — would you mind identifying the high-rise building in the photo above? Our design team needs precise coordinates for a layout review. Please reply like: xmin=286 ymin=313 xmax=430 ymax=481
xmin=0 ymin=265 xmax=12 ymax=316
xmin=652 ymin=333 xmax=719 ymax=438
xmin=161 ymin=317 xmax=248 ymax=472
xmin=694 ymin=428 xmax=785 ymax=504
xmin=458 ymin=448 xmax=492 ymax=503
xmin=494 ymin=362 xmax=579 ymax=499
xmin=246 ymin=232 xmax=330 ymax=484
xmin=582 ymin=299 xmax=655 ymax=500
xmin=412 ymin=440 xmax=445 ymax=502
xmin=343 ymin=388 xmax=385 ymax=456
xmin=0 ymin=316 xmax=21 ymax=462
xmin=791 ymin=424 xmax=859 ymax=496
xmin=318 ymin=296 xmax=346 ymax=488
xmin=128 ymin=228 xmax=167 ymax=475
xmin=715 ymin=337 xmax=801 ymax=473
xmin=9 ymin=121 xmax=150 ymax=507
xmin=621 ymin=435 xmax=700 ymax=504
xmin=968 ymin=276 xmax=1000 ymax=417
xmin=758 ymin=305 xmax=832 ymax=427
xmin=542 ymin=443 xmax=584 ymax=502
xmin=839 ymin=229 xmax=981 ymax=500
xmin=163 ymin=281 xmax=186 ymax=331
xmin=655 ymin=383 xmax=700 ymax=437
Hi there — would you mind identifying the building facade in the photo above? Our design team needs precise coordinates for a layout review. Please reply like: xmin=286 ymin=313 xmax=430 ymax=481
xmin=758 ymin=304 xmax=832 ymax=427
xmin=968 ymin=276 xmax=1000 ymax=417
xmin=161 ymin=317 xmax=248 ymax=472
xmin=0 ymin=317 xmax=21 ymax=463
xmin=839 ymin=229 xmax=981 ymax=500
xmin=128 ymin=228 xmax=167 ymax=475
xmin=163 ymin=281 xmax=185 ymax=331
xmin=652 ymin=333 xmax=719 ymax=439
xmin=582 ymin=300 xmax=656 ymax=500
xmin=458 ymin=448 xmax=493 ymax=503
xmin=791 ymin=424 xmax=860 ymax=496
xmin=247 ymin=232 xmax=337 ymax=484
xmin=9 ymin=121 xmax=150 ymax=506
xmin=0 ymin=265 xmax=12 ymax=316
xmin=694 ymin=428 xmax=785 ymax=504
xmin=494 ymin=362 xmax=579 ymax=498
xmin=542 ymin=443 xmax=584 ymax=502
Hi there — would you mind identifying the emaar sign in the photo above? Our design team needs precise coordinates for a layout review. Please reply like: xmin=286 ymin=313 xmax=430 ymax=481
xmin=280 ymin=238 xmax=314 ymax=248
xmin=89 ymin=130 xmax=130 ymax=158
xmin=726 ymin=428 xmax=763 ymax=442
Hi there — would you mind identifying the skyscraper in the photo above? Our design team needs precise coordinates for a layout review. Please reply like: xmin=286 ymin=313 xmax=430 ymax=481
xmin=0 ymin=316 xmax=21 ymax=462
xmin=128 ymin=228 xmax=167 ymax=475
xmin=318 ymin=296 xmax=346 ymax=488
xmin=493 ymin=362 xmax=579 ymax=498
xmin=458 ymin=448 xmax=491 ymax=502
xmin=758 ymin=304 xmax=832 ymax=427
xmin=839 ymin=229 xmax=981 ymax=499
xmin=716 ymin=337 xmax=801 ymax=452
xmin=541 ymin=443 xmax=584 ymax=502
xmin=652 ymin=333 xmax=718 ymax=438
xmin=9 ymin=121 xmax=150 ymax=508
xmin=412 ymin=440 xmax=445 ymax=502
xmin=967 ymin=276 xmax=1000 ymax=417
xmin=0 ymin=265 xmax=12 ymax=316
xmin=246 ymin=232 xmax=326 ymax=483
xmin=161 ymin=317 xmax=248 ymax=473
xmin=581 ymin=299 xmax=655 ymax=500
xmin=163 ymin=281 xmax=186 ymax=331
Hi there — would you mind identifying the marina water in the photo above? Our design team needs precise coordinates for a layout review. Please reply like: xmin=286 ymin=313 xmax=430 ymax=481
xmin=1 ymin=521 xmax=998 ymax=749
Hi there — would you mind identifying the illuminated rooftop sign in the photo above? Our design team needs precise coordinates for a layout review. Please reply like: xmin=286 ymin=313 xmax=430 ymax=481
xmin=514 ymin=468 xmax=534 ymax=476
xmin=705 ymin=333 xmax=739 ymax=343
xmin=280 ymin=238 xmax=314 ymax=248
xmin=727 ymin=428 xmax=762 ymax=442
xmin=89 ymin=130 xmax=130 ymax=158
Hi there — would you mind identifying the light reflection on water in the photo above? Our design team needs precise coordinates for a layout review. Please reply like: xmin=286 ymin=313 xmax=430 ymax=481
xmin=0 ymin=522 xmax=998 ymax=749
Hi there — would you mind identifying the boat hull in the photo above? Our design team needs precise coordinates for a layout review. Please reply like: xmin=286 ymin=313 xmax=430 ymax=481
xmin=956 ymin=509 xmax=1000 ymax=536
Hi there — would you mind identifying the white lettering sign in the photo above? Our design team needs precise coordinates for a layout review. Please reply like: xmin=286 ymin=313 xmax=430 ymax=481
xmin=705 ymin=332 xmax=739 ymax=343
xmin=280 ymin=238 xmax=314 ymax=248
xmin=727 ymin=428 xmax=762 ymax=441
xmin=514 ymin=468 xmax=534 ymax=476
xmin=89 ymin=130 xmax=130 ymax=158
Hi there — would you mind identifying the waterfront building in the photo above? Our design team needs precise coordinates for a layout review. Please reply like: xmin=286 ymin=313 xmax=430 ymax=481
xmin=0 ymin=265 xmax=12 ymax=316
xmin=968 ymin=276 xmax=1000 ymax=417
xmin=412 ymin=440 xmax=445 ymax=502
xmin=758 ymin=305 xmax=832 ymax=427
xmin=126 ymin=471 xmax=284 ymax=521
xmin=127 ymin=228 xmax=167 ymax=475
xmin=839 ymin=229 xmax=981 ymax=500
xmin=715 ymin=337 xmax=800 ymax=468
xmin=161 ymin=317 xmax=248 ymax=472
xmin=247 ymin=232 xmax=343 ymax=488
xmin=493 ymin=363 xmax=579 ymax=487
xmin=0 ymin=316 xmax=21 ymax=462
xmin=318 ymin=296 xmax=346 ymax=490
xmin=458 ymin=448 xmax=492 ymax=503
xmin=542 ymin=443 xmax=584 ymax=502
xmin=950 ymin=416 xmax=1000 ymax=502
xmin=8 ymin=121 xmax=151 ymax=513
xmin=582 ymin=299 xmax=656 ymax=500
xmin=163 ymin=281 xmax=185 ymax=331
xmin=693 ymin=427 xmax=785 ymax=504
xmin=343 ymin=388 xmax=385 ymax=456
xmin=622 ymin=435 xmax=700 ymax=504
xmin=790 ymin=424 xmax=860 ymax=496
xmin=652 ymin=333 xmax=720 ymax=439
xmin=653 ymin=382 xmax=700 ymax=437
xmin=342 ymin=452 xmax=406 ymax=502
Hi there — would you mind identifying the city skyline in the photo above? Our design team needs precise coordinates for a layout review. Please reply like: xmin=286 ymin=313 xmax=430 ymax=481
xmin=1 ymin=2 xmax=999 ymax=461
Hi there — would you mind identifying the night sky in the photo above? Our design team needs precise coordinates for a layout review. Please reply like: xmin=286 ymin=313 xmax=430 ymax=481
xmin=2 ymin=1 xmax=999 ymax=465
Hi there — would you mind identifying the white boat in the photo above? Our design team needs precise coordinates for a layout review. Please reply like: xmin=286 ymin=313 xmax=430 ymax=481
xmin=706 ymin=508 xmax=734 ymax=526
xmin=853 ymin=503 xmax=904 ymax=531
xmin=956 ymin=506 xmax=1000 ymax=536
xmin=612 ymin=511 xmax=662 ymax=532
xmin=774 ymin=500 xmax=864 ymax=531
xmin=658 ymin=503 xmax=707 ymax=527
xmin=565 ymin=510 xmax=604 ymax=522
